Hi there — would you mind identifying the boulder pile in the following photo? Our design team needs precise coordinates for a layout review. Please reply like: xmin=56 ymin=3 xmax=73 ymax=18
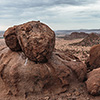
xmin=86 ymin=44 xmax=100 ymax=95
xmin=4 ymin=21 xmax=55 ymax=63
xmin=70 ymin=33 xmax=100 ymax=46
xmin=0 ymin=21 xmax=87 ymax=97
xmin=64 ymin=32 xmax=88 ymax=40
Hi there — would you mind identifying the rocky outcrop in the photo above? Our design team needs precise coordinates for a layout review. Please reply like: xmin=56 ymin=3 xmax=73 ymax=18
xmin=0 ymin=41 xmax=87 ymax=97
xmin=70 ymin=33 xmax=100 ymax=46
xmin=85 ymin=44 xmax=100 ymax=96
xmin=64 ymin=32 xmax=88 ymax=40
xmin=0 ymin=21 xmax=88 ymax=98
xmin=86 ymin=44 xmax=100 ymax=70
xmin=3 ymin=26 xmax=22 ymax=51
xmin=4 ymin=21 xmax=55 ymax=63
xmin=86 ymin=68 xmax=100 ymax=95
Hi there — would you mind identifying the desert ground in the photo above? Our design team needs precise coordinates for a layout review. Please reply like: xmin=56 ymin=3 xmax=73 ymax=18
xmin=0 ymin=38 xmax=100 ymax=100
xmin=55 ymin=38 xmax=91 ymax=63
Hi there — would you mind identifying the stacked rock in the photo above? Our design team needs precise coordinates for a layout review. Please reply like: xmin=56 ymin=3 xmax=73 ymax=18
xmin=0 ymin=21 xmax=87 ymax=97
xmin=4 ymin=21 xmax=55 ymax=63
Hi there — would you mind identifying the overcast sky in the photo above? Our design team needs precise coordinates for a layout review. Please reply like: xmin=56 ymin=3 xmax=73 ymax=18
xmin=0 ymin=0 xmax=100 ymax=31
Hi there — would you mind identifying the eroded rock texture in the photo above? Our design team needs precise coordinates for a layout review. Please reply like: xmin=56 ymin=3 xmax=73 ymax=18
xmin=85 ymin=44 xmax=100 ymax=96
xmin=4 ymin=21 xmax=55 ymax=63
xmin=1 ymin=21 xmax=87 ymax=97
xmin=0 ymin=45 xmax=87 ymax=97
xmin=86 ymin=44 xmax=100 ymax=70
xmin=70 ymin=33 xmax=100 ymax=46
xmin=86 ymin=68 xmax=100 ymax=95
xmin=3 ymin=26 xmax=21 ymax=51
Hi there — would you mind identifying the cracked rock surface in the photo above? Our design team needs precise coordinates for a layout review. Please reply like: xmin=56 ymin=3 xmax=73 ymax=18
xmin=4 ymin=21 xmax=55 ymax=63
xmin=0 ymin=42 xmax=86 ymax=97
xmin=86 ymin=44 xmax=100 ymax=96
xmin=86 ymin=68 xmax=100 ymax=95
xmin=0 ymin=21 xmax=91 ymax=100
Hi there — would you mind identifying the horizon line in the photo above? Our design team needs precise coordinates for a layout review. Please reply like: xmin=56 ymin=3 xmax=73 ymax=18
xmin=1 ymin=28 xmax=100 ymax=32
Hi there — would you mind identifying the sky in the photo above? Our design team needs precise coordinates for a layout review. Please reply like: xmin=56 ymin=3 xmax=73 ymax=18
xmin=0 ymin=0 xmax=100 ymax=31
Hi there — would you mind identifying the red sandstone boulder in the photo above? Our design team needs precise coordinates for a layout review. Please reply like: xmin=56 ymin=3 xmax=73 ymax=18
xmin=86 ymin=68 xmax=100 ymax=95
xmin=0 ymin=44 xmax=87 ymax=97
xmin=70 ymin=33 xmax=100 ymax=46
xmin=86 ymin=44 xmax=100 ymax=70
xmin=3 ymin=26 xmax=22 ymax=51
xmin=1 ymin=21 xmax=87 ymax=98
xmin=64 ymin=32 xmax=88 ymax=40
xmin=4 ymin=21 xmax=55 ymax=63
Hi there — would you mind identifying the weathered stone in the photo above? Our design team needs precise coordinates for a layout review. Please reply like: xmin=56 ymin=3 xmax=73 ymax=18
xmin=4 ymin=21 xmax=55 ymax=63
xmin=4 ymin=26 xmax=21 ymax=51
xmin=86 ymin=44 xmax=100 ymax=70
xmin=86 ymin=68 xmax=100 ymax=95
xmin=70 ymin=33 xmax=100 ymax=46
xmin=64 ymin=32 xmax=88 ymax=40
xmin=0 ymin=44 xmax=87 ymax=96
xmin=53 ymin=50 xmax=87 ymax=81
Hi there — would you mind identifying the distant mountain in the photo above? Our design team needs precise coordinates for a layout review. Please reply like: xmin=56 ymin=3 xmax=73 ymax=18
xmin=64 ymin=32 xmax=89 ymax=40
xmin=69 ymin=33 xmax=100 ymax=46
xmin=55 ymin=29 xmax=100 ymax=35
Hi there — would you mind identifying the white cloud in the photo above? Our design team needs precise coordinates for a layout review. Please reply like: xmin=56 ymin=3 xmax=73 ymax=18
xmin=0 ymin=0 xmax=100 ymax=30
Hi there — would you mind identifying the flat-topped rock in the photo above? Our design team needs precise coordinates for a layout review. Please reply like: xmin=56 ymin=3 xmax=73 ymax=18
xmin=86 ymin=44 xmax=100 ymax=70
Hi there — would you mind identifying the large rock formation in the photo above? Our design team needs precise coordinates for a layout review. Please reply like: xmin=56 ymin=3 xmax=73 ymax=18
xmin=85 ymin=44 xmax=100 ymax=96
xmin=86 ymin=44 xmax=100 ymax=70
xmin=4 ymin=21 xmax=55 ymax=63
xmin=0 ymin=45 xmax=87 ymax=97
xmin=70 ymin=33 xmax=100 ymax=46
xmin=86 ymin=68 xmax=100 ymax=95
xmin=64 ymin=32 xmax=88 ymax=40
xmin=0 ymin=22 xmax=87 ymax=98
xmin=0 ymin=21 xmax=88 ymax=99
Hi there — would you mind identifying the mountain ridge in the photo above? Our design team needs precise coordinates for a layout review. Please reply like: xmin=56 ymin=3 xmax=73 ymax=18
xmin=55 ymin=29 xmax=100 ymax=35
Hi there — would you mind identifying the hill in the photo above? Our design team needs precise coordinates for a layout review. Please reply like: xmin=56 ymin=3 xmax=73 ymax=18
xmin=70 ymin=33 xmax=100 ymax=46
xmin=64 ymin=32 xmax=88 ymax=40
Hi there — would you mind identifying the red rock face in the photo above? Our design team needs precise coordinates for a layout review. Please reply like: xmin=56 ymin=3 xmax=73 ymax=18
xmin=64 ymin=32 xmax=88 ymax=40
xmin=86 ymin=44 xmax=100 ymax=70
xmin=0 ymin=45 xmax=87 ymax=96
xmin=4 ymin=21 xmax=55 ymax=63
xmin=4 ymin=26 xmax=22 ymax=51
xmin=1 ymin=21 xmax=87 ymax=97
xmin=85 ymin=44 xmax=100 ymax=96
xmin=86 ymin=68 xmax=100 ymax=95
